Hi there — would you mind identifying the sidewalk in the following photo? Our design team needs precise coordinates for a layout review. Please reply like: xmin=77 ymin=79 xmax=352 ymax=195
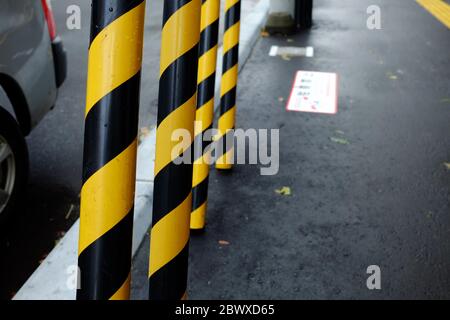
xmin=133 ymin=0 xmax=450 ymax=299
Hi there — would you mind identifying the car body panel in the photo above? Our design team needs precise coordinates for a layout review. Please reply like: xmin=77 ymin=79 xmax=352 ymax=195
xmin=0 ymin=0 xmax=57 ymax=130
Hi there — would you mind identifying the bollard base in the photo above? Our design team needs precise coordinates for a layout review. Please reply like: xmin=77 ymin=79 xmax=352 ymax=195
xmin=215 ymin=165 xmax=234 ymax=172
xmin=265 ymin=12 xmax=296 ymax=35
xmin=191 ymin=205 xmax=207 ymax=230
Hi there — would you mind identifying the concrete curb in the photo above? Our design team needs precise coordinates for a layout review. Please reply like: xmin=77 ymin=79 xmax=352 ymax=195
xmin=13 ymin=0 xmax=269 ymax=300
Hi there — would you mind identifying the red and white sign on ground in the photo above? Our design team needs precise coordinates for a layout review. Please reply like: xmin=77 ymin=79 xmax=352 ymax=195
xmin=286 ymin=71 xmax=338 ymax=114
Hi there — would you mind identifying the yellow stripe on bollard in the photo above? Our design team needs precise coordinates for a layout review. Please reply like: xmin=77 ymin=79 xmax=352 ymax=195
xmin=77 ymin=0 xmax=146 ymax=300
xmin=216 ymin=0 xmax=241 ymax=170
xmin=148 ymin=0 xmax=202 ymax=300
xmin=191 ymin=0 xmax=221 ymax=230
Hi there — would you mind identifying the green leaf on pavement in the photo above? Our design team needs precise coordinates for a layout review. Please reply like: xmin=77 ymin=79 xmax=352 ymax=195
xmin=330 ymin=137 xmax=350 ymax=145
xmin=386 ymin=71 xmax=398 ymax=80
xmin=275 ymin=186 xmax=291 ymax=196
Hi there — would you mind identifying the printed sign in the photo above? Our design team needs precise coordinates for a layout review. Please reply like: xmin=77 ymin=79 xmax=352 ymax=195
xmin=286 ymin=71 xmax=338 ymax=114
xmin=269 ymin=46 xmax=314 ymax=57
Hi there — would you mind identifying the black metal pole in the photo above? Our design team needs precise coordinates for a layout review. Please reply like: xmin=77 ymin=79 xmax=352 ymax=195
xmin=295 ymin=0 xmax=313 ymax=30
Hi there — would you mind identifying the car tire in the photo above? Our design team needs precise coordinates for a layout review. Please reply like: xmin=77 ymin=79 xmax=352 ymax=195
xmin=0 ymin=107 xmax=29 ymax=225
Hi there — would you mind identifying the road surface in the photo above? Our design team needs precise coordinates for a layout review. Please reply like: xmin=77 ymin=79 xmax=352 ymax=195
xmin=131 ymin=0 xmax=450 ymax=299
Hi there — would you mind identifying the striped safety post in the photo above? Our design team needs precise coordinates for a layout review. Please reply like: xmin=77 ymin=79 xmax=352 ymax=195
xmin=148 ymin=0 xmax=201 ymax=300
xmin=77 ymin=0 xmax=146 ymax=300
xmin=191 ymin=0 xmax=221 ymax=230
xmin=216 ymin=0 xmax=241 ymax=170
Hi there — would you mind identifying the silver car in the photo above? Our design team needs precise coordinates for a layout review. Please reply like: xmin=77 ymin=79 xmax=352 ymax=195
xmin=0 ymin=0 xmax=66 ymax=222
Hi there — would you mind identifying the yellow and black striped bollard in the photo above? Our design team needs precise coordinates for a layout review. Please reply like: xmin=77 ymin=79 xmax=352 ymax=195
xmin=148 ymin=0 xmax=201 ymax=300
xmin=77 ymin=0 xmax=146 ymax=300
xmin=191 ymin=0 xmax=221 ymax=230
xmin=216 ymin=0 xmax=241 ymax=170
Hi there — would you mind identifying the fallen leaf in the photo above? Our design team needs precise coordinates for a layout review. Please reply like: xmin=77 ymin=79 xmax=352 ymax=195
xmin=260 ymin=30 xmax=269 ymax=37
xmin=275 ymin=186 xmax=291 ymax=196
xmin=56 ymin=230 xmax=66 ymax=239
xmin=444 ymin=162 xmax=450 ymax=170
xmin=330 ymin=137 xmax=349 ymax=145
xmin=280 ymin=54 xmax=291 ymax=61
xmin=38 ymin=253 xmax=48 ymax=265
xmin=219 ymin=240 xmax=230 ymax=246
xmin=140 ymin=126 xmax=150 ymax=136
xmin=138 ymin=127 xmax=151 ymax=143
xmin=386 ymin=71 xmax=398 ymax=80
xmin=65 ymin=204 xmax=75 ymax=220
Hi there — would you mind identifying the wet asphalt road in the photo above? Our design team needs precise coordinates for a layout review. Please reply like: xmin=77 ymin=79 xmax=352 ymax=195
xmin=132 ymin=0 xmax=450 ymax=299
xmin=0 ymin=0 xmax=163 ymax=299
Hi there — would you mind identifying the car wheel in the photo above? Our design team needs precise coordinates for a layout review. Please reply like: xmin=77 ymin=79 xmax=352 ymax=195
xmin=0 ymin=108 xmax=29 ymax=224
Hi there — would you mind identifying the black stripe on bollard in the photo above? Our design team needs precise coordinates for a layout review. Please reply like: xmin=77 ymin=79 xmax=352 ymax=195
xmin=191 ymin=0 xmax=221 ymax=230
xmin=77 ymin=0 xmax=146 ymax=300
xmin=148 ymin=0 xmax=201 ymax=300
xmin=216 ymin=0 xmax=241 ymax=170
